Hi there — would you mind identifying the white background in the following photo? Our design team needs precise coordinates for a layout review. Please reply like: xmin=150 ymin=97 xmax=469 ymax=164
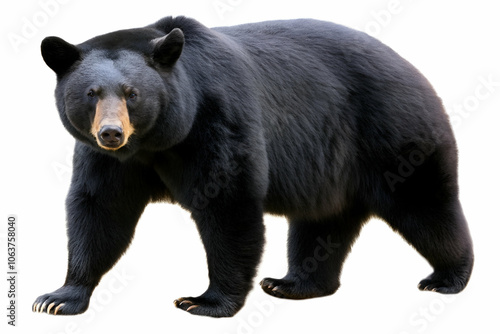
xmin=1 ymin=0 xmax=499 ymax=333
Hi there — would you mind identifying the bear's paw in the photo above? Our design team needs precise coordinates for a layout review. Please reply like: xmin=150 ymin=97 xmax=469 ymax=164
xmin=173 ymin=293 xmax=242 ymax=318
xmin=33 ymin=285 xmax=91 ymax=315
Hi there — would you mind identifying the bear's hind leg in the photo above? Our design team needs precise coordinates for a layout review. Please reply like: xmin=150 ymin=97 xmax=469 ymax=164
xmin=383 ymin=198 xmax=473 ymax=294
xmin=261 ymin=211 xmax=366 ymax=299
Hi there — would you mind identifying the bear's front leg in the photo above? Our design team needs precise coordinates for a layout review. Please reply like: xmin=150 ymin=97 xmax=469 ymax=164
xmin=33 ymin=144 xmax=152 ymax=315
xmin=174 ymin=199 xmax=265 ymax=317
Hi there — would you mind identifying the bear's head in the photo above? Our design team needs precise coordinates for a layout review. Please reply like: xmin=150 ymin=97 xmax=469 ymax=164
xmin=41 ymin=27 xmax=196 ymax=160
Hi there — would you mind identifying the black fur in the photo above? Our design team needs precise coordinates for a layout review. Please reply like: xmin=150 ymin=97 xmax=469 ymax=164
xmin=33 ymin=16 xmax=473 ymax=317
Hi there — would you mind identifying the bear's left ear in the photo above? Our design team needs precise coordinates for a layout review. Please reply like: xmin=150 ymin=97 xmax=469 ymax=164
xmin=152 ymin=28 xmax=184 ymax=68
xmin=41 ymin=36 xmax=81 ymax=77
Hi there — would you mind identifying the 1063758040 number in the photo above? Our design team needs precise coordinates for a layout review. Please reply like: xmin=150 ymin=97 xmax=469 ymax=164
xmin=7 ymin=215 xmax=18 ymax=326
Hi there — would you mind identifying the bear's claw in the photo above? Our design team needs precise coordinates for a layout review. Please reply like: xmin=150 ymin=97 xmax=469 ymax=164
xmin=174 ymin=298 xmax=201 ymax=312
xmin=32 ymin=301 xmax=66 ymax=315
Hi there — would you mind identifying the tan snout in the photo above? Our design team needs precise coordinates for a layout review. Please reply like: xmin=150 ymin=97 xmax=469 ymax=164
xmin=91 ymin=97 xmax=134 ymax=151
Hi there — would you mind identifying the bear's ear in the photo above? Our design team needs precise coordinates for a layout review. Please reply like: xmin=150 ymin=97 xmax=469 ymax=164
xmin=41 ymin=36 xmax=81 ymax=76
xmin=152 ymin=28 xmax=184 ymax=68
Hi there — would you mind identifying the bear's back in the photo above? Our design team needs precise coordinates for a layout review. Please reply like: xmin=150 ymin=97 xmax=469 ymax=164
xmin=210 ymin=19 xmax=449 ymax=218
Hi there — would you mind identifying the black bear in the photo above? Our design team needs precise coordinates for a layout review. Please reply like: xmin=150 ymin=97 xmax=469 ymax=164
xmin=33 ymin=16 xmax=473 ymax=317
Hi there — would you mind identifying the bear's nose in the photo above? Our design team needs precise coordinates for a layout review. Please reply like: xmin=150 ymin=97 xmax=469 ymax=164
xmin=98 ymin=125 xmax=124 ymax=148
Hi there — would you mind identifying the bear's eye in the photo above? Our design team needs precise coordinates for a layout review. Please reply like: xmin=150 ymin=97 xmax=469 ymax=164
xmin=128 ymin=92 xmax=137 ymax=101
xmin=87 ymin=89 xmax=96 ymax=98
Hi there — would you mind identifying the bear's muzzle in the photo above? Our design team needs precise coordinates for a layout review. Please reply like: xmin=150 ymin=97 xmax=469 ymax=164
xmin=91 ymin=96 xmax=134 ymax=150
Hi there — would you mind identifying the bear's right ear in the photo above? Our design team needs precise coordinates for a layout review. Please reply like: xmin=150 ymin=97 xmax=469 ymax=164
xmin=151 ymin=28 xmax=184 ymax=68
xmin=41 ymin=37 xmax=81 ymax=76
